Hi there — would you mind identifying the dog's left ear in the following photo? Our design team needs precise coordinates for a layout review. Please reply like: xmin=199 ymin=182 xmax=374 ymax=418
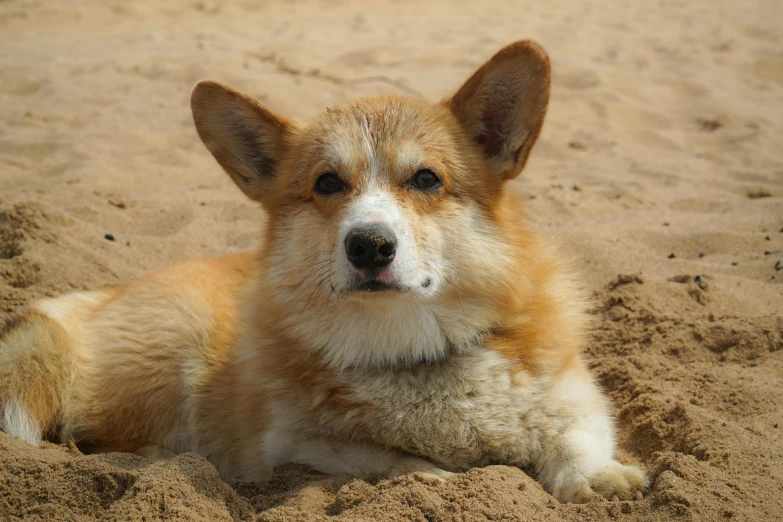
xmin=445 ymin=40 xmax=551 ymax=180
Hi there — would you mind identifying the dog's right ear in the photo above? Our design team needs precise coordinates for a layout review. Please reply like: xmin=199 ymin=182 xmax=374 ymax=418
xmin=445 ymin=41 xmax=550 ymax=182
xmin=191 ymin=80 xmax=293 ymax=205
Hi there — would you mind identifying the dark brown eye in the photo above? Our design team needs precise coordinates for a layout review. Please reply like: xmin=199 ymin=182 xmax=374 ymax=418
xmin=410 ymin=169 xmax=441 ymax=190
xmin=314 ymin=172 xmax=344 ymax=195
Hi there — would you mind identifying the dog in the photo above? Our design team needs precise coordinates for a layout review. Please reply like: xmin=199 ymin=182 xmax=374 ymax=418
xmin=0 ymin=41 xmax=646 ymax=503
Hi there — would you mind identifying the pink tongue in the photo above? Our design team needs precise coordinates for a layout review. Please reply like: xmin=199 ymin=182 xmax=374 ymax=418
xmin=376 ymin=271 xmax=395 ymax=284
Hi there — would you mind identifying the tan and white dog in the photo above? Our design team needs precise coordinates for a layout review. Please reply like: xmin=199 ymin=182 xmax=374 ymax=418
xmin=0 ymin=41 xmax=646 ymax=503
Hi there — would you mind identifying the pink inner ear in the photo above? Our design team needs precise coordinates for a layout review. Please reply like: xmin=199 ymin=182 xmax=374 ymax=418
xmin=476 ymin=96 xmax=513 ymax=159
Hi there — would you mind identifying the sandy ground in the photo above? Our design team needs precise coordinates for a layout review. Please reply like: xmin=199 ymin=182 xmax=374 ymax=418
xmin=1 ymin=0 xmax=782 ymax=520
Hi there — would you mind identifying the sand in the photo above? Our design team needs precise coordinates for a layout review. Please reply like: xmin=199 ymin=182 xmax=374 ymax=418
xmin=1 ymin=0 xmax=782 ymax=520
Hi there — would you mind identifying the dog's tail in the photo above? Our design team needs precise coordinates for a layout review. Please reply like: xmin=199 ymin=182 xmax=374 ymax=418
xmin=0 ymin=311 xmax=74 ymax=445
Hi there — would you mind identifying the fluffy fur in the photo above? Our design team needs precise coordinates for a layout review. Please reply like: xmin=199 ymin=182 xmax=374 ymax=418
xmin=0 ymin=41 xmax=646 ymax=503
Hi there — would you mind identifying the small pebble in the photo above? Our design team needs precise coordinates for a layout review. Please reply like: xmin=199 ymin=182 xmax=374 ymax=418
xmin=104 ymin=234 xmax=115 ymax=241
xmin=731 ymin=262 xmax=738 ymax=266
xmin=698 ymin=252 xmax=705 ymax=258
xmin=636 ymin=491 xmax=644 ymax=501
xmin=611 ymin=494 xmax=619 ymax=502
xmin=668 ymin=253 xmax=676 ymax=259
xmin=766 ymin=235 xmax=771 ymax=241
xmin=182 ymin=499 xmax=191 ymax=507
xmin=774 ymin=423 xmax=779 ymax=429
xmin=663 ymin=222 xmax=670 ymax=226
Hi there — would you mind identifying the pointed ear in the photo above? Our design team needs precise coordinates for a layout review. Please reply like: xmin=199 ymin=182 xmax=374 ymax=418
xmin=445 ymin=41 xmax=551 ymax=180
xmin=191 ymin=80 xmax=293 ymax=204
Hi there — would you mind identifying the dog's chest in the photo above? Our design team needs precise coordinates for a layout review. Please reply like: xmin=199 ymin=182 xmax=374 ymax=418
xmin=335 ymin=349 xmax=540 ymax=469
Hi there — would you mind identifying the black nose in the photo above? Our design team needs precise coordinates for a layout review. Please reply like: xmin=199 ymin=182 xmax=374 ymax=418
xmin=344 ymin=224 xmax=397 ymax=270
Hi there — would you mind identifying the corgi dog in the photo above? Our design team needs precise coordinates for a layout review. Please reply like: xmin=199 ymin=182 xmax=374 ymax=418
xmin=0 ymin=41 xmax=646 ymax=503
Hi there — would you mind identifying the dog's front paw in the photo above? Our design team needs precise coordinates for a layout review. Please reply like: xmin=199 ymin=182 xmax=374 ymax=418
xmin=410 ymin=469 xmax=455 ymax=484
xmin=552 ymin=461 xmax=647 ymax=503
xmin=386 ymin=457 xmax=455 ymax=482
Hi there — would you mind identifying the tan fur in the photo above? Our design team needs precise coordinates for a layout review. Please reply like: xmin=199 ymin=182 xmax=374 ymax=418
xmin=0 ymin=41 xmax=646 ymax=503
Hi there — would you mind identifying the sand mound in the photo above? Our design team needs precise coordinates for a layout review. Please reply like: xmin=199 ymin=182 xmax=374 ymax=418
xmin=1 ymin=0 xmax=782 ymax=520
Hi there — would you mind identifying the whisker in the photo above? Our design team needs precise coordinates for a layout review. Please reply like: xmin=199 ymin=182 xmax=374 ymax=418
xmin=290 ymin=264 xmax=334 ymax=298
xmin=296 ymin=250 xmax=335 ymax=265
xmin=299 ymin=263 xmax=333 ymax=287
xmin=298 ymin=270 xmax=334 ymax=321
xmin=301 ymin=259 xmax=333 ymax=272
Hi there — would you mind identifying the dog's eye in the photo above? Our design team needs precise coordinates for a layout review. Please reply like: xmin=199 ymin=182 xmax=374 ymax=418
xmin=314 ymin=172 xmax=345 ymax=195
xmin=410 ymin=169 xmax=441 ymax=190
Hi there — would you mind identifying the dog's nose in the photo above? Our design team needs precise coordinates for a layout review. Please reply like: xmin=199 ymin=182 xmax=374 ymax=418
xmin=344 ymin=224 xmax=397 ymax=270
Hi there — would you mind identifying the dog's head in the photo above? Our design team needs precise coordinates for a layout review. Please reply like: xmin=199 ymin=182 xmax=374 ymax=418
xmin=192 ymin=41 xmax=550 ymax=369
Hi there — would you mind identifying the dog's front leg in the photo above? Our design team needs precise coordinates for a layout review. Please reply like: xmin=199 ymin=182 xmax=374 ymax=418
xmin=295 ymin=438 xmax=454 ymax=480
xmin=264 ymin=427 xmax=452 ymax=481
xmin=530 ymin=365 xmax=647 ymax=503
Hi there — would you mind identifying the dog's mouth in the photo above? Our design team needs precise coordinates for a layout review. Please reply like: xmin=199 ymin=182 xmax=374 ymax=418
xmin=339 ymin=273 xmax=434 ymax=297
xmin=341 ymin=268 xmax=407 ymax=295
xmin=351 ymin=279 xmax=404 ymax=293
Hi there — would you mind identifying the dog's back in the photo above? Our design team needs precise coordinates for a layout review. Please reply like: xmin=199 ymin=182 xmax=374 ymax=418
xmin=0 ymin=251 xmax=258 ymax=459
